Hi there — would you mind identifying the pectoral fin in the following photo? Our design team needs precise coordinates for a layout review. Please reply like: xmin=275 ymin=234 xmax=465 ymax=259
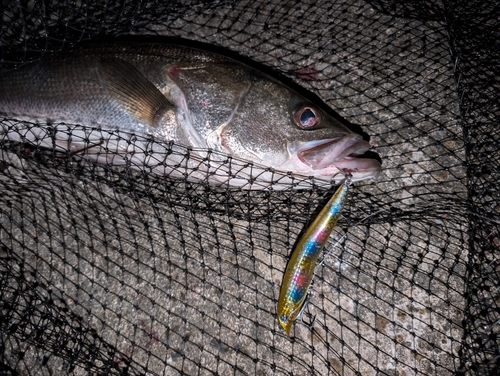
xmin=99 ymin=58 xmax=174 ymax=127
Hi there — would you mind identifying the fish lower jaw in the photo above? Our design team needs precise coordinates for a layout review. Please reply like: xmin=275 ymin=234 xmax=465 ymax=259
xmin=329 ymin=157 xmax=382 ymax=181
xmin=279 ymin=153 xmax=381 ymax=185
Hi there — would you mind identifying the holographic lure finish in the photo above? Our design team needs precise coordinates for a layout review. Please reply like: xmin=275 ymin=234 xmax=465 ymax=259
xmin=277 ymin=178 xmax=350 ymax=335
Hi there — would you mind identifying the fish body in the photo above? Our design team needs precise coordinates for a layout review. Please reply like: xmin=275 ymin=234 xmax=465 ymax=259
xmin=0 ymin=43 xmax=381 ymax=189
xmin=277 ymin=179 xmax=349 ymax=335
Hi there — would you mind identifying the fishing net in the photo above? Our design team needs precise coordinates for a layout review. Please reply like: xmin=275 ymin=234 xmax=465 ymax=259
xmin=0 ymin=0 xmax=498 ymax=374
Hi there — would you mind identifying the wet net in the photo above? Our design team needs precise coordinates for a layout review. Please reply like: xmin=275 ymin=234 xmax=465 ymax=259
xmin=0 ymin=0 xmax=498 ymax=375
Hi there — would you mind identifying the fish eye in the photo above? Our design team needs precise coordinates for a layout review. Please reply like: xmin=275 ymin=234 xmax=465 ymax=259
xmin=293 ymin=104 xmax=322 ymax=129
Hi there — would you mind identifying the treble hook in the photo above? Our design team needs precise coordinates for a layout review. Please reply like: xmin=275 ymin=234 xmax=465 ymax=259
xmin=298 ymin=286 xmax=317 ymax=330
xmin=331 ymin=171 xmax=353 ymax=187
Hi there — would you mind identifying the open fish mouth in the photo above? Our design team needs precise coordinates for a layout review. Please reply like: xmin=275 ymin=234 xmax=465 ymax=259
xmin=293 ymin=134 xmax=381 ymax=180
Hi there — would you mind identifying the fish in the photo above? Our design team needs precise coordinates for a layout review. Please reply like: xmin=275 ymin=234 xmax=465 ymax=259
xmin=277 ymin=176 xmax=350 ymax=335
xmin=0 ymin=43 xmax=381 ymax=189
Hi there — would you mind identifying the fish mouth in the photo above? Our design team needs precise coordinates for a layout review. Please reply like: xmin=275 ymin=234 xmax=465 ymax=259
xmin=292 ymin=134 xmax=381 ymax=180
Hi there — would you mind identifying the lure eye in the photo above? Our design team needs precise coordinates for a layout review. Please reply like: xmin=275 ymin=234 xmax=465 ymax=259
xmin=293 ymin=104 xmax=321 ymax=129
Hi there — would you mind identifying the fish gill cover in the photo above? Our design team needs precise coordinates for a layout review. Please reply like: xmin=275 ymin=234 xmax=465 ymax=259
xmin=0 ymin=0 xmax=498 ymax=375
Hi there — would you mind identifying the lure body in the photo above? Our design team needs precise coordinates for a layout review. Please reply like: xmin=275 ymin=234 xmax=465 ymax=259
xmin=277 ymin=181 xmax=349 ymax=335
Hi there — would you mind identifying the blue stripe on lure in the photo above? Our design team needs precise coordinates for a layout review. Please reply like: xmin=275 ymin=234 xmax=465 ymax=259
xmin=277 ymin=176 xmax=351 ymax=336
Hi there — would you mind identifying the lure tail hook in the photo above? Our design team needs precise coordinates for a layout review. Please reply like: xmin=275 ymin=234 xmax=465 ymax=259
xmin=298 ymin=294 xmax=317 ymax=330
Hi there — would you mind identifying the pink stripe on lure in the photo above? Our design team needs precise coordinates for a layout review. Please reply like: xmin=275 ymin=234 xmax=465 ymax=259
xmin=277 ymin=177 xmax=350 ymax=335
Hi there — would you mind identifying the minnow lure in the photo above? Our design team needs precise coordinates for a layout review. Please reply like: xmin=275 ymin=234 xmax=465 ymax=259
xmin=277 ymin=177 xmax=351 ymax=335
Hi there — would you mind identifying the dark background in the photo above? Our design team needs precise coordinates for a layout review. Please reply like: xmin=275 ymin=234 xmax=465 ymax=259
xmin=0 ymin=0 xmax=498 ymax=374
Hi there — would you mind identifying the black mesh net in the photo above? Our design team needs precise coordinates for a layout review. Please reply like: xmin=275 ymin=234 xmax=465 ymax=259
xmin=0 ymin=0 xmax=498 ymax=375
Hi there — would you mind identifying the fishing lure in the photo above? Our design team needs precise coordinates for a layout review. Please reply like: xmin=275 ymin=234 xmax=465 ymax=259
xmin=277 ymin=176 xmax=351 ymax=335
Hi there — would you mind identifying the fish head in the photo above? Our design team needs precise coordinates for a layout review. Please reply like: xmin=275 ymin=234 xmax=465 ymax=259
xmin=213 ymin=78 xmax=381 ymax=184
xmin=167 ymin=61 xmax=380 ymax=185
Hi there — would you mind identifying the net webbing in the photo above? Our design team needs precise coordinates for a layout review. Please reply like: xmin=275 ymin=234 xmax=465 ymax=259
xmin=0 ymin=0 xmax=498 ymax=375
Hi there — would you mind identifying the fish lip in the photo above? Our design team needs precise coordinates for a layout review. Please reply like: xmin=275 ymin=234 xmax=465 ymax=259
xmin=294 ymin=134 xmax=371 ymax=170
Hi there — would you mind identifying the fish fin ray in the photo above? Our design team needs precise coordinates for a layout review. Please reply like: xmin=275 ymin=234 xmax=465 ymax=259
xmin=99 ymin=58 xmax=174 ymax=128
